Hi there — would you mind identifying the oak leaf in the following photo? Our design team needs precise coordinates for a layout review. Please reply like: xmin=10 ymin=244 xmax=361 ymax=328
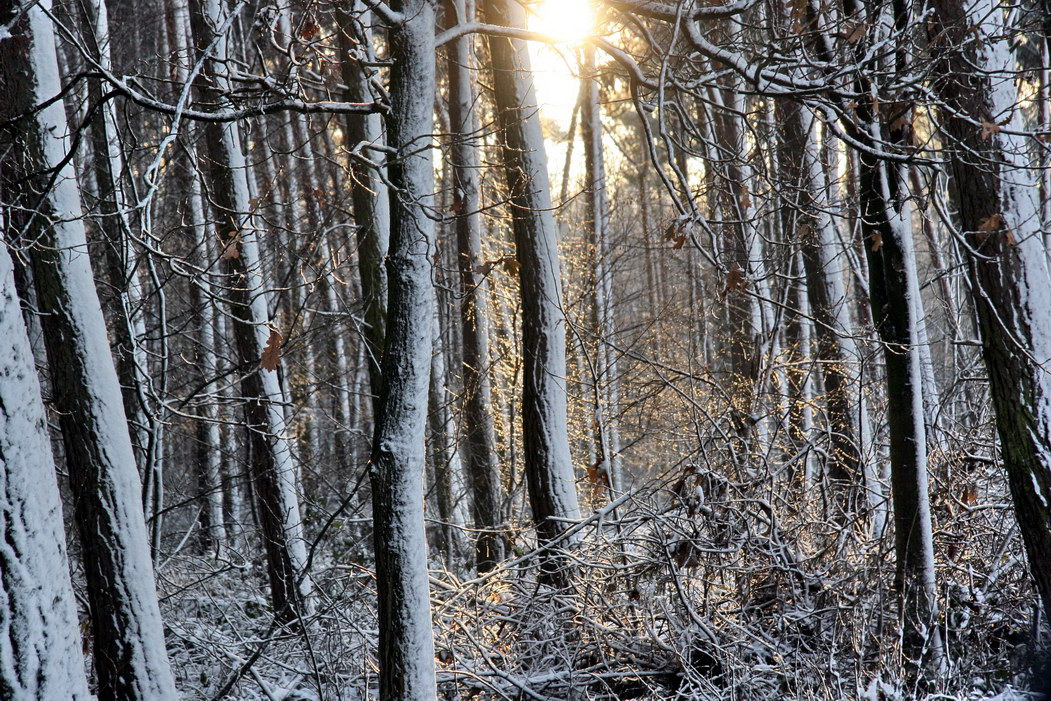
xmin=260 ymin=327 xmax=283 ymax=372
xmin=870 ymin=232 xmax=883 ymax=252
xmin=725 ymin=264 xmax=746 ymax=293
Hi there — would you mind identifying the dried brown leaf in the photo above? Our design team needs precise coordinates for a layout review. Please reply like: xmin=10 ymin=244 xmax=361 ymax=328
xmin=725 ymin=264 xmax=746 ymax=293
xmin=978 ymin=213 xmax=1004 ymax=233
xmin=221 ymin=233 xmax=241 ymax=260
xmin=501 ymin=255 xmax=520 ymax=275
xmin=980 ymin=119 xmax=1001 ymax=140
xmin=260 ymin=327 xmax=283 ymax=372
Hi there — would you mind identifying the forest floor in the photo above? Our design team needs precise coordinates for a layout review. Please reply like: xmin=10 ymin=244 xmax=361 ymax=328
xmin=148 ymin=482 xmax=1047 ymax=700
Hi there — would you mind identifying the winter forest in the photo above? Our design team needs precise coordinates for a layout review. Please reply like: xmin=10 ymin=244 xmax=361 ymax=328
xmin=3 ymin=0 xmax=1051 ymax=697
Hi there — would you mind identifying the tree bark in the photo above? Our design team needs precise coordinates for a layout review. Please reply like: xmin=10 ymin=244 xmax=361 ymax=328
xmin=0 ymin=4 xmax=179 ymax=697
xmin=482 ymin=0 xmax=582 ymax=584
xmin=368 ymin=0 xmax=439 ymax=696
xmin=0 ymin=239 xmax=91 ymax=701
xmin=445 ymin=0 xmax=505 ymax=572
xmin=929 ymin=0 xmax=1051 ymax=616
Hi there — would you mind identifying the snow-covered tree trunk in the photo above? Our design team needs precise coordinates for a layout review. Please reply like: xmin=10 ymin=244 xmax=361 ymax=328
xmin=338 ymin=2 xmax=389 ymax=399
xmin=482 ymin=0 xmax=582 ymax=583
xmin=188 ymin=0 xmax=311 ymax=625
xmin=854 ymin=101 xmax=943 ymax=680
xmin=79 ymin=0 xmax=157 ymax=492
xmin=445 ymin=0 xmax=504 ymax=572
xmin=0 ymin=4 xmax=179 ymax=697
xmin=580 ymin=44 xmax=624 ymax=497
xmin=0 ymin=240 xmax=91 ymax=701
xmin=368 ymin=0 xmax=439 ymax=697
xmin=832 ymin=0 xmax=943 ymax=674
xmin=930 ymin=0 xmax=1051 ymax=615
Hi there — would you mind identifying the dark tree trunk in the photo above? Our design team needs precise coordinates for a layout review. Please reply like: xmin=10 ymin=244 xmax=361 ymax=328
xmin=929 ymin=0 xmax=1051 ymax=616
xmin=187 ymin=0 xmax=310 ymax=625
xmin=337 ymin=1 xmax=389 ymax=400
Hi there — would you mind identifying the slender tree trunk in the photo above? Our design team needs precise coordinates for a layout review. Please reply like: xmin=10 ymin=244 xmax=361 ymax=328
xmin=445 ymin=0 xmax=504 ymax=571
xmin=428 ymin=295 xmax=471 ymax=571
xmin=580 ymin=44 xmax=624 ymax=496
xmin=930 ymin=0 xmax=1051 ymax=615
xmin=0 ymin=4 xmax=179 ymax=697
xmin=338 ymin=2 xmax=389 ymax=398
xmin=829 ymin=0 xmax=943 ymax=674
xmin=857 ymin=122 xmax=943 ymax=676
xmin=80 ymin=0 xmax=156 ymax=489
xmin=188 ymin=0 xmax=311 ymax=625
xmin=167 ymin=0 xmax=225 ymax=555
xmin=482 ymin=0 xmax=582 ymax=584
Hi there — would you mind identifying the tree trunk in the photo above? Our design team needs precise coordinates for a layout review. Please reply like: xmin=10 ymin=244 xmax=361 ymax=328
xmin=368 ymin=0 xmax=439 ymax=697
xmin=930 ymin=0 xmax=1051 ymax=616
xmin=482 ymin=0 xmax=582 ymax=584
xmin=580 ymin=44 xmax=624 ymax=497
xmin=0 ymin=240 xmax=91 ymax=701
xmin=188 ymin=0 xmax=311 ymax=625
xmin=0 ymin=4 xmax=179 ymax=697
xmin=445 ymin=0 xmax=505 ymax=572
xmin=167 ymin=0 xmax=225 ymax=555
xmin=855 ymin=123 xmax=943 ymax=675
xmin=338 ymin=2 xmax=390 ymax=399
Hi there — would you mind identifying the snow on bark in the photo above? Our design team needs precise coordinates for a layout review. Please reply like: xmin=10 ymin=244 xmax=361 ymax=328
xmin=188 ymin=0 xmax=311 ymax=623
xmin=0 ymin=3 xmax=180 ymax=697
xmin=0 ymin=242 xmax=90 ymax=701
xmin=929 ymin=0 xmax=1051 ymax=614
xmin=483 ymin=0 xmax=582 ymax=579
xmin=369 ymin=0 xmax=439 ymax=696
xmin=338 ymin=3 xmax=390 ymax=398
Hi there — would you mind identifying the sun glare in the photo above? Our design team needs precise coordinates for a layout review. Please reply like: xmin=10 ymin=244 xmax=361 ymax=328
xmin=528 ymin=0 xmax=595 ymax=44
